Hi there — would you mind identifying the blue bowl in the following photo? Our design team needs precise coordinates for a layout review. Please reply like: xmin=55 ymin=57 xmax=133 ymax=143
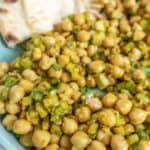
xmin=0 ymin=40 xmax=25 ymax=150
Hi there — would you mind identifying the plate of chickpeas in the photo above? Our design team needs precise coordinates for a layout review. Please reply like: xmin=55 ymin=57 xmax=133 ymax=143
xmin=0 ymin=0 xmax=150 ymax=150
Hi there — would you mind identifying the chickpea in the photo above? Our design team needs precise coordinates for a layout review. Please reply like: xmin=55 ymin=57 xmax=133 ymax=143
xmin=102 ymin=93 xmax=117 ymax=107
xmin=48 ymin=69 xmax=62 ymax=79
xmin=45 ymin=144 xmax=59 ymax=150
xmin=133 ymin=69 xmax=146 ymax=81
xmin=97 ymin=128 xmax=111 ymax=145
xmin=51 ymin=134 xmax=60 ymax=144
xmin=139 ymin=140 xmax=150 ymax=150
xmin=32 ymin=130 xmax=51 ymax=148
xmin=77 ymin=30 xmax=90 ymax=42
xmin=33 ymin=48 xmax=42 ymax=61
xmin=6 ymin=103 xmax=20 ymax=114
xmin=76 ymin=107 xmax=91 ymax=123
xmin=86 ymin=75 xmax=96 ymax=87
xmin=2 ymin=114 xmax=17 ymax=131
xmin=87 ymin=140 xmax=106 ymax=150
xmin=115 ymin=99 xmax=132 ymax=115
xmin=111 ymin=135 xmax=128 ymax=150
xmin=81 ymin=56 xmax=91 ymax=64
xmin=77 ymin=48 xmax=87 ymax=57
xmin=77 ymin=77 xmax=86 ymax=87
xmin=39 ymin=54 xmax=52 ymax=70
xmin=9 ymin=85 xmax=25 ymax=103
xmin=98 ymin=109 xmax=116 ymax=127
xmin=146 ymin=106 xmax=150 ymax=123
xmin=86 ymin=97 xmax=102 ymax=112
xmin=130 ymin=48 xmax=141 ymax=60
xmin=62 ymin=19 xmax=72 ymax=31
xmin=111 ymin=66 xmax=124 ymax=78
xmin=13 ymin=119 xmax=32 ymax=135
xmin=19 ymin=79 xmax=34 ymax=93
xmin=103 ymin=37 xmax=115 ymax=48
xmin=133 ymin=30 xmax=145 ymax=41
xmin=20 ymin=132 xmax=33 ymax=147
xmin=74 ymin=14 xmax=85 ymax=25
xmin=62 ymin=117 xmax=78 ymax=135
xmin=71 ymin=131 xmax=91 ymax=148
xmin=48 ymin=47 xmax=59 ymax=57
xmin=124 ymin=0 xmax=136 ymax=9
xmin=22 ymin=69 xmax=38 ymax=81
xmin=129 ymin=108 xmax=147 ymax=125
xmin=60 ymin=135 xmax=71 ymax=148
xmin=124 ymin=124 xmax=135 ymax=135
xmin=70 ymin=82 xmax=79 ymax=91
xmin=88 ymin=45 xmax=98 ymax=56
xmin=111 ymin=54 xmax=124 ymax=67
xmin=0 ymin=62 xmax=9 ymax=77
xmin=58 ymin=55 xmax=70 ymax=67
xmin=89 ymin=60 xmax=105 ymax=73
xmin=0 ymin=101 xmax=6 ymax=114
xmin=61 ymin=72 xmax=71 ymax=82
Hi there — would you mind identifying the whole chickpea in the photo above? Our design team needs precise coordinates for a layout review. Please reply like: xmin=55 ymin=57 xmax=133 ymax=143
xmin=9 ymin=85 xmax=25 ymax=103
xmin=76 ymin=107 xmax=91 ymax=123
xmin=62 ymin=117 xmax=78 ymax=135
xmin=102 ymin=93 xmax=117 ymax=107
xmin=45 ymin=144 xmax=59 ymax=150
xmin=0 ymin=101 xmax=6 ymax=114
xmin=115 ymin=99 xmax=132 ymax=115
xmin=32 ymin=130 xmax=51 ymax=148
xmin=2 ymin=114 xmax=17 ymax=131
xmin=139 ymin=140 xmax=150 ymax=150
xmin=129 ymin=108 xmax=147 ymax=125
xmin=6 ymin=103 xmax=20 ymax=114
xmin=13 ymin=119 xmax=33 ymax=135
xmin=60 ymin=135 xmax=71 ymax=148
xmin=111 ymin=135 xmax=128 ymax=150
xmin=20 ymin=132 xmax=33 ymax=147
xmin=77 ymin=30 xmax=91 ymax=42
xmin=71 ymin=131 xmax=91 ymax=148
xmin=87 ymin=140 xmax=106 ymax=150
xmin=22 ymin=69 xmax=38 ymax=81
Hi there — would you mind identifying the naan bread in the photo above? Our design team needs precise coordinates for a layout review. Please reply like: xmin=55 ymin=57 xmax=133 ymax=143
xmin=0 ymin=0 xmax=91 ymax=47
xmin=0 ymin=0 xmax=31 ymax=47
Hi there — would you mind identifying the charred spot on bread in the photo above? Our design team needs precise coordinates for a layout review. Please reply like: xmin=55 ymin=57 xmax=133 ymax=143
xmin=5 ymin=0 xmax=18 ymax=3
xmin=5 ymin=33 xmax=18 ymax=42
xmin=0 ymin=8 xmax=8 ymax=13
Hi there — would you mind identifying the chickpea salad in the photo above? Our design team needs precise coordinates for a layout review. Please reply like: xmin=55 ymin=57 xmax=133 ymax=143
xmin=0 ymin=0 xmax=150 ymax=150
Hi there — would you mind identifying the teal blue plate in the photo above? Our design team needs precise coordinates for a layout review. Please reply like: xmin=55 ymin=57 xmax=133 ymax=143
xmin=0 ymin=39 xmax=25 ymax=150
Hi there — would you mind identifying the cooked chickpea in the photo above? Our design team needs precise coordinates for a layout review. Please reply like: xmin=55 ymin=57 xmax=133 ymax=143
xmin=77 ymin=48 xmax=87 ymax=57
xmin=22 ymin=69 xmax=38 ymax=81
xmin=20 ymin=133 xmax=33 ymax=147
xmin=86 ymin=97 xmax=102 ymax=112
xmin=129 ymin=108 xmax=147 ymax=125
xmin=87 ymin=140 xmax=106 ymax=150
xmin=45 ymin=144 xmax=59 ymax=150
xmin=62 ymin=19 xmax=72 ymax=31
xmin=86 ymin=75 xmax=96 ymax=87
xmin=102 ymin=93 xmax=117 ymax=107
xmin=76 ymin=107 xmax=91 ymax=122
xmin=0 ymin=62 xmax=9 ymax=77
xmin=88 ymin=45 xmax=98 ymax=56
xmin=97 ymin=129 xmax=111 ymax=145
xmin=60 ymin=135 xmax=71 ymax=148
xmin=98 ymin=109 xmax=116 ymax=127
xmin=51 ymin=134 xmax=60 ymax=144
xmin=89 ymin=60 xmax=105 ymax=73
xmin=0 ymin=101 xmax=5 ymax=114
xmin=111 ymin=54 xmax=124 ymax=67
xmin=139 ymin=140 xmax=150 ymax=150
xmin=2 ymin=114 xmax=17 ymax=131
xmin=111 ymin=66 xmax=124 ymax=78
xmin=6 ymin=103 xmax=20 ymax=114
xmin=19 ymin=79 xmax=34 ymax=93
xmin=48 ymin=69 xmax=62 ymax=79
xmin=133 ymin=30 xmax=145 ymax=41
xmin=39 ymin=54 xmax=52 ymax=70
xmin=33 ymin=48 xmax=42 ymax=61
xmin=124 ymin=124 xmax=135 ymax=135
xmin=103 ymin=37 xmax=115 ymax=48
xmin=62 ymin=117 xmax=78 ymax=135
xmin=133 ymin=69 xmax=146 ymax=81
xmin=81 ymin=56 xmax=91 ymax=64
xmin=71 ymin=131 xmax=91 ymax=148
xmin=115 ymin=99 xmax=132 ymax=115
xmin=58 ymin=55 xmax=70 ymax=67
xmin=32 ymin=130 xmax=51 ymax=148
xmin=74 ymin=14 xmax=85 ymax=25
xmin=9 ymin=85 xmax=25 ymax=103
xmin=13 ymin=119 xmax=32 ymax=135
xmin=111 ymin=135 xmax=128 ymax=150
xmin=77 ymin=30 xmax=90 ymax=42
